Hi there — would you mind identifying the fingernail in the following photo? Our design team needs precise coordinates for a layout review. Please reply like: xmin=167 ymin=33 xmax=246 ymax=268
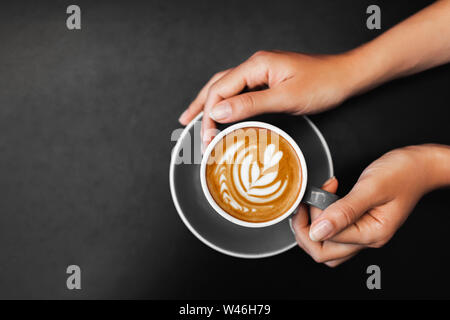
xmin=209 ymin=103 xmax=232 ymax=121
xmin=178 ymin=110 xmax=188 ymax=124
xmin=309 ymin=220 xmax=333 ymax=241
xmin=322 ymin=176 xmax=336 ymax=188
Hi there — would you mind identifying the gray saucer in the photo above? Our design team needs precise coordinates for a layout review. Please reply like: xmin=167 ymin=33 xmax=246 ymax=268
xmin=170 ymin=112 xmax=334 ymax=258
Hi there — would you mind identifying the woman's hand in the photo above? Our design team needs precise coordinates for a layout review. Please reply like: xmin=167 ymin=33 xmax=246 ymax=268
xmin=179 ymin=51 xmax=356 ymax=147
xmin=178 ymin=1 xmax=450 ymax=149
xmin=292 ymin=177 xmax=364 ymax=267
xmin=292 ymin=144 xmax=450 ymax=267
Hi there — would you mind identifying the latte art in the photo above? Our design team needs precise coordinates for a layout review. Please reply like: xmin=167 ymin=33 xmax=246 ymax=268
xmin=206 ymin=127 xmax=302 ymax=223
xmin=217 ymin=142 xmax=287 ymax=210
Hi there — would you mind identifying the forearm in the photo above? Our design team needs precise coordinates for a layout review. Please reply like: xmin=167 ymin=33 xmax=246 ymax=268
xmin=344 ymin=0 xmax=450 ymax=96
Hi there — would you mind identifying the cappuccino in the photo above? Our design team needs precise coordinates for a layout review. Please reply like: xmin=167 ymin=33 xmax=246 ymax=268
xmin=205 ymin=127 xmax=302 ymax=223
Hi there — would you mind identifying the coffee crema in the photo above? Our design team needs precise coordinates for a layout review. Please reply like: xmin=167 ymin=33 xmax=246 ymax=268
xmin=205 ymin=127 xmax=302 ymax=223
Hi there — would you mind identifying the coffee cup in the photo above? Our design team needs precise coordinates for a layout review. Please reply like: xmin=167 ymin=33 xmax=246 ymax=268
xmin=200 ymin=121 xmax=339 ymax=228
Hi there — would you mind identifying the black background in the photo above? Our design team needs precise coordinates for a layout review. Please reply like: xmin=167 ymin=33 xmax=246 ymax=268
xmin=0 ymin=0 xmax=449 ymax=299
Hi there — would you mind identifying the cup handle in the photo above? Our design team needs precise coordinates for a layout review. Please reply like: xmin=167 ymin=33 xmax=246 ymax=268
xmin=302 ymin=186 xmax=339 ymax=210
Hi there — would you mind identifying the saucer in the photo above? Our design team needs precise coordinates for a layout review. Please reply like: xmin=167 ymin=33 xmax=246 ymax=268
xmin=170 ymin=112 xmax=334 ymax=258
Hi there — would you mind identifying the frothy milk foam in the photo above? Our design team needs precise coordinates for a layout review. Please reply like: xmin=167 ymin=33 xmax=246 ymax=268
xmin=205 ymin=127 xmax=302 ymax=223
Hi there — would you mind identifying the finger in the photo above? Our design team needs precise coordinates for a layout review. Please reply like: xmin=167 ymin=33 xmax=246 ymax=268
xmin=291 ymin=204 xmax=313 ymax=255
xmin=202 ymin=54 xmax=277 ymax=129
xmin=309 ymin=179 xmax=382 ymax=242
xmin=292 ymin=204 xmax=309 ymax=227
xmin=292 ymin=206 xmax=363 ymax=263
xmin=201 ymin=112 xmax=218 ymax=150
xmin=204 ymin=55 xmax=272 ymax=113
xmin=295 ymin=227 xmax=362 ymax=263
xmin=324 ymin=252 xmax=359 ymax=268
xmin=328 ymin=202 xmax=393 ymax=246
xmin=179 ymin=69 xmax=231 ymax=125
xmin=292 ymin=205 xmax=362 ymax=266
xmin=201 ymin=52 xmax=281 ymax=143
xmin=327 ymin=214 xmax=380 ymax=245
xmin=208 ymin=88 xmax=290 ymax=123
xmin=200 ymin=68 xmax=250 ymax=147
xmin=310 ymin=176 xmax=338 ymax=222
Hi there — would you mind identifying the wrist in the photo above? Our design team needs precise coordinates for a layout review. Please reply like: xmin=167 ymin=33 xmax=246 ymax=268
xmin=422 ymin=144 xmax=450 ymax=190
xmin=408 ymin=144 xmax=450 ymax=191
xmin=336 ymin=46 xmax=394 ymax=99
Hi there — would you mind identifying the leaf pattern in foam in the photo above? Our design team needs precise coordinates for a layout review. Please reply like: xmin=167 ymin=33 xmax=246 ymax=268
xmin=250 ymin=162 xmax=260 ymax=184
xmin=263 ymin=144 xmax=283 ymax=172
xmin=251 ymin=171 xmax=277 ymax=188
xmin=263 ymin=144 xmax=275 ymax=170
xmin=248 ymin=144 xmax=283 ymax=188
xmin=248 ymin=180 xmax=282 ymax=196
xmin=269 ymin=151 xmax=283 ymax=170
xmin=240 ymin=154 xmax=253 ymax=191
xmin=220 ymin=142 xmax=287 ymax=208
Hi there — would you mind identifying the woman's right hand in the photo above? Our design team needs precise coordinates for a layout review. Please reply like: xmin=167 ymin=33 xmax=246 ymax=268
xmin=292 ymin=144 xmax=450 ymax=267
xmin=178 ymin=50 xmax=357 ymax=148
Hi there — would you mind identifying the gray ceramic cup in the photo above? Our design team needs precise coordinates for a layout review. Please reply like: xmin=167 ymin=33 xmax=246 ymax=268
xmin=200 ymin=121 xmax=339 ymax=228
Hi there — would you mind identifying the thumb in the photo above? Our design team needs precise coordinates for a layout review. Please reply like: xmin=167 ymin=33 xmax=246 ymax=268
xmin=309 ymin=180 xmax=379 ymax=242
xmin=310 ymin=176 xmax=339 ymax=222
xmin=208 ymin=88 xmax=287 ymax=123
